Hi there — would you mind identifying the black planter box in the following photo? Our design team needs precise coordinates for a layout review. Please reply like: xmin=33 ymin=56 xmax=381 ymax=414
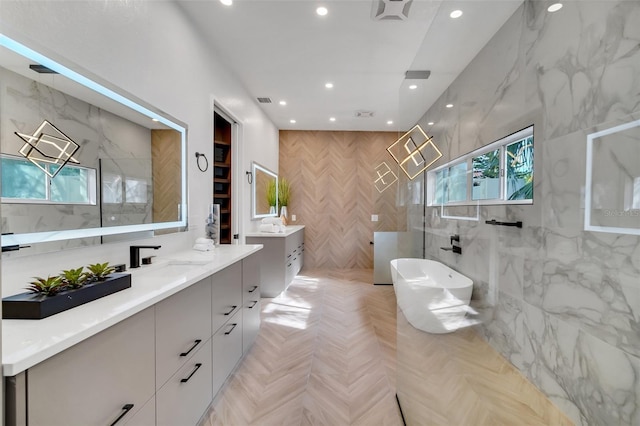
xmin=2 ymin=273 xmax=132 ymax=320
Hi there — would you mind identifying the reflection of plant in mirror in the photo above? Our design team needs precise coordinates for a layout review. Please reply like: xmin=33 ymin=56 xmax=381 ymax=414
xmin=278 ymin=178 xmax=290 ymax=206
xmin=266 ymin=179 xmax=277 ymax=207
xmin=86 ymin=262 xmax=116 ymax=282
xmin=60 ymin=267 xmax=88 ymax=289
xmin=26 ymin=276 xmax=66 ymax=296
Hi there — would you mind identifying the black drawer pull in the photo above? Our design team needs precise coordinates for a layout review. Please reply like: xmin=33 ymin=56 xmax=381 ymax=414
xmin=293 ymin=257 xmax=297 ymax=261
xmin=248 ymin=285 xmax=258 ymax=293
xmin=180 ymin=363 xmax=203 ymax=383
xmin=110 ymin=404 xmax=134 ymax=426
xmin=225 ymin=323 xmax=238 ymax=335
xmin=287 ymin=254 xmax=292 ymax=258
xmin=248 ymin=300 xmax=258 ymax=309
xmin=287 ymin=263 xmax=292 ymax=267
xmin=224 ymin=305 xmax=237 ymax=316
xmin=179 ymin=339 xmax=202 ymax=357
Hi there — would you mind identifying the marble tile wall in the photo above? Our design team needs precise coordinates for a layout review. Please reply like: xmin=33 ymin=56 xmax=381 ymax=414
xmin=403 ymin=1 xmax=640 ymax=424
xmin=0 ymin=67 xmax=153 ymax=252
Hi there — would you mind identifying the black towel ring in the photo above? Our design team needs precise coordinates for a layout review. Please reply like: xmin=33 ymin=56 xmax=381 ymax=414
xmin=246 ymin=171 xmax=253 ymax=184
xmin=195 ymin=152 xmax=209 ymax=172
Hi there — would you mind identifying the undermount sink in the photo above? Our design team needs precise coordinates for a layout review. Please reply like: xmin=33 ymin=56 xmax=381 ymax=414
xmin=137 ymin=262 xmax=197 ymax=277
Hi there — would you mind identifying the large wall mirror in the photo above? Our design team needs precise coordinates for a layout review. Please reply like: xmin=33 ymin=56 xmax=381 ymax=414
xmin=0 ymin=34 xmax=188 ymax=251
xmin=251 ymin=162 xmax=278 ymax=220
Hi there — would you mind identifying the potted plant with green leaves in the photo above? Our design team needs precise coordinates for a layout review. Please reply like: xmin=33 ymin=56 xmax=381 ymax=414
xmin=278 ymin=178 xmax=290 ymax=220
xmin=86 ymin=262 xmax=116 ymax=282
xmin=26 ymin=276 xmax=66 ymax=297
xmin=266 ymin=179 xmax=277 ymax=215
xmin=60 ymin=267 xmax=88 ymax=289
xmin=3 ymin=261 xmax=131 ymax=320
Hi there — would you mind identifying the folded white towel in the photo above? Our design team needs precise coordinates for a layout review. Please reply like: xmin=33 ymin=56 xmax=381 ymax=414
xmin=196 ymin=237 xmax=214 ymax=245
xmin=193 ymin=243 xmax=214 ymax=252
xmin=261 ymin=217 xmax=283 ymax=226
xmin=259 ymin=223 xmax=276 ymax=233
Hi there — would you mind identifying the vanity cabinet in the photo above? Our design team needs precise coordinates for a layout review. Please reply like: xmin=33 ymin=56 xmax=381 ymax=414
xmin=26 ymin=308 xmax=155 ymax=426
xmin=5 ymin=251 xmax=262 ymax=426
xmin=246 ymin=225 xmax=304 ymax=297
xmin=155 ymin=276 xmax=212 ymax=388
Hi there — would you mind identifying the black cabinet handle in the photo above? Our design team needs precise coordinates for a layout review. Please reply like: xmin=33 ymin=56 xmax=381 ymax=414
xmin=287 ymin=254 xmax=292 ymax=258
xmin=223 ymin=305 xmax=237 ymax=316
xmin=248 ymin=300 xmax=258 ymax=309
xmin=248 ymin=285 xmax=258 ymax=293
xmin=179 ymin=339 xmax=202 ymax=357
xmin=180 ymin=363 xmax=202 ymax=383
xmin=287 ymin=263 xmax=292 ymax=267
xmin=110 ymin=404 xmax=134 ymax=426
xmin=224 ymin=323 xmax=238 ymax=335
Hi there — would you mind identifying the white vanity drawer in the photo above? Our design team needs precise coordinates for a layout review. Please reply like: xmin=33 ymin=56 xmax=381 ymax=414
xmin=242 ymin=253 xmax=261 ymax=305
xmin=212 ymin=309 xmax=243 ymax=396
xmin=27 ymin=308 xmax=155 ymax=426
xmin=243 ymin=298 xmax=261 ymax=353
xmin=155 ymin=276 xmax=212 ymax=388
xmin=212 ymin=262 xmax=242 ymax=333
xmin=156 ymin=338 xmax=213 ymax=426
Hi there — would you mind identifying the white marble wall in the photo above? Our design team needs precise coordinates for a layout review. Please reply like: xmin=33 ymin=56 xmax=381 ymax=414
xmin=404 ymin=1 xmax=640 ymax=424
xmin=0 ymin=67 xmax=153 ymax=245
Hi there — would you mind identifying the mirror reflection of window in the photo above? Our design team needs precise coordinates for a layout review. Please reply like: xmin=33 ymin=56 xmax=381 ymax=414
xmin=125 ymin=178 xmax=148 ymax=204
xmin=102 ymin=173 xmax=123 ymax=204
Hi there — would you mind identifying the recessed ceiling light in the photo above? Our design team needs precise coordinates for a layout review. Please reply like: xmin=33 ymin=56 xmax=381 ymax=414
xmin=290 ymin=119 xmax=296 ymax=124
xmin=220 ymin=0 xmax=232 ymax=6
xmin=279 ymin=100 xmax=287 ymax=106
xmin=428 ymin=122 xmax=434 ymax=126
xmin=152 ymin=118 xmax=159 ymax=122
xmin=387 ymin=120 xmax=393 ymax=125
xmin=547 ymin=3 xmax=563 ymax=12
xmin=446 ymin=104 xmax=454 ymax=108
xmin=409 ymin=84 xmax=417 ymax=90
xmin=450 ymin=10 xmax=463 ymax=19
xmin=329 ymin=117 xmax=336 ymax=122
xmin=325 ymin=82 xmax=334 ymax=89
xmin=316 ymin=6 xmax=328 ymax=16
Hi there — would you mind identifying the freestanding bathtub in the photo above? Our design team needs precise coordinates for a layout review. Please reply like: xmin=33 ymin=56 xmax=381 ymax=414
xmin=390 ymin=258 xmax=473 ymax=334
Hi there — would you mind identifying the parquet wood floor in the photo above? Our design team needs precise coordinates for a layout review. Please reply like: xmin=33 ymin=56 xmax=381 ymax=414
xmin=200 ymin=269 xmax=572 ymax=426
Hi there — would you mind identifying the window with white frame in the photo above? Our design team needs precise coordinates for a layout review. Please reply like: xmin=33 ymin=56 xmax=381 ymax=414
xmin=1 ymin=155 xmax=97 ymax=205
xmin=427 ymin=126 xmax=533 ymax=206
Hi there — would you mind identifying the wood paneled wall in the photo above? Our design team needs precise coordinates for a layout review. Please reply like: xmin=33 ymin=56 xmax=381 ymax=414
xmin=279 ymin=131 xmax=407 ymax=270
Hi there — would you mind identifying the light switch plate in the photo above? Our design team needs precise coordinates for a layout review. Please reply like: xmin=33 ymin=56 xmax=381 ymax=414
xmin=291 ymin=214 xmax=297 ymax=221
xmin=371 ymin=215 xmax=379 ymax=222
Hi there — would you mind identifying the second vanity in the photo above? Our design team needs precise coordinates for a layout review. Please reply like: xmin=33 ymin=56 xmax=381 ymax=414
xmin=3 ymin=245 xmax=262 ymax=426
xmin=246 ymin=225 xmax=304 ymax=297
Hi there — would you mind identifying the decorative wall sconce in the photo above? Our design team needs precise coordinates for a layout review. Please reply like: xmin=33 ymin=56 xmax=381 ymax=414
xmin=387 ymin=124 xmax=442 ymax=179
xmin=374 ymin=162 xmax=398 ymax=193
xmin=15 ymin=120 xmax=79 ymax=178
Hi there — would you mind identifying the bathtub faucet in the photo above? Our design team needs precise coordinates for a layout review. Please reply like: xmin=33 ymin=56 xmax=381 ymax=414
xmin=440 ymin=234 xmax=462 ymax=254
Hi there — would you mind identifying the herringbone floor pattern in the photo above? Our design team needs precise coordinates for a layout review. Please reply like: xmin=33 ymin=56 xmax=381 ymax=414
xmin=200 ymin=270 xmax=572 ymax=426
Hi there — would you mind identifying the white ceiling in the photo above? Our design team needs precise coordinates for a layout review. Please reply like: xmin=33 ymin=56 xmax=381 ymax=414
xmin=179 ymin=0 xmax=523 ymax=132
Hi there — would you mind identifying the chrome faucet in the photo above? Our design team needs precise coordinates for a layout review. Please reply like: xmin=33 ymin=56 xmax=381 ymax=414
xmin=130 ymin=245 xmax=161 ymax=268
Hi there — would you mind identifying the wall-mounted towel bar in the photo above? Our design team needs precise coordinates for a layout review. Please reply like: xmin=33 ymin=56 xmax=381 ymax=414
xmin=485 ymin=220 xmax=522 ymax=228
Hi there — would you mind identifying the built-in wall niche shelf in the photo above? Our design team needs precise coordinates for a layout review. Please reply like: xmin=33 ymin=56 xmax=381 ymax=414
xmin=485 ymin=219 xmax=523 ymax=228
xmin=214 ymin=111 xmax=233 ymax=244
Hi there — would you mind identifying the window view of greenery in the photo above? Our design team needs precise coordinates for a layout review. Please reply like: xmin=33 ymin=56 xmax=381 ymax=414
xmin=428 ymin=127 xmax=533 ymax=206
xmin=1 ymin=157 xmax=46 ymax=200
xmin=506 ymin=136 xmax=533 ymax=200
xmin=472 ymin=149 xmax=500 ymax=200
xmin=1 ymin=156 xmax=95 ymax=204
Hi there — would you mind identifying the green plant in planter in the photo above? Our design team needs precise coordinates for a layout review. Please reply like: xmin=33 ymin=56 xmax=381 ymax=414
xmin=26 ymin=276 xmax=66 ymax=297
xmin=266 ymin=179 xmax=277 ymax=208
xmin=278 ymin=178 xmax=290 ymax=207
xmin=86 ymin=262 xmax=116 ymax=282
xmin=60 ymin=267 xmax=88 ymax=289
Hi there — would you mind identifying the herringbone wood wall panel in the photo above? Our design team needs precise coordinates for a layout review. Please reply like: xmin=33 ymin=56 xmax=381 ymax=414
xmin=152 ymin=129 xmax=182 ymax=235
xmin=279 ymin=131 xmax=407 ymax=270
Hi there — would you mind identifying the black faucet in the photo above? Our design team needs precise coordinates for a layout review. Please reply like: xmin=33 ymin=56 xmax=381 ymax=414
xmin=130 ymin=245 xmax=161 ymax=268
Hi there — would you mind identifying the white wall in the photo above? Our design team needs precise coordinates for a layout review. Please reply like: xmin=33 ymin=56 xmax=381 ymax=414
xmin=0 ymin=0 xmax=279 ymax=295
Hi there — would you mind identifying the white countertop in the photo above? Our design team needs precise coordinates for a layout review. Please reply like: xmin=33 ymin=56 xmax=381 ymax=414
xmin=2 ymin=244 xmax=262 ymax=377
xmin=245 ymin=225 xmax=305 ymax=238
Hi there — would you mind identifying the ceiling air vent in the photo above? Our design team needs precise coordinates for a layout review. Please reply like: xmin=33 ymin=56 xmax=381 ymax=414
xmin=372 ymin=0 xmax=413 ymax=21
xmin=355 ymin=111 xmax=375 ymax=118
xmin=257 ymin=97 xmax=272 ymax=104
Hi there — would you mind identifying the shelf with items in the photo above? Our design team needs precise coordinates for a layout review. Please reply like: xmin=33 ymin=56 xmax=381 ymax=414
xmin=214 ymin=111 xmax=233 ymax=244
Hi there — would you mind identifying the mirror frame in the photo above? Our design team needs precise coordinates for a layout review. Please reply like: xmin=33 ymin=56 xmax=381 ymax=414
xmin=251 ymin=162 xmax=278 ymax=220
xmin=0 ymin=33 xmax=188 ymax=247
